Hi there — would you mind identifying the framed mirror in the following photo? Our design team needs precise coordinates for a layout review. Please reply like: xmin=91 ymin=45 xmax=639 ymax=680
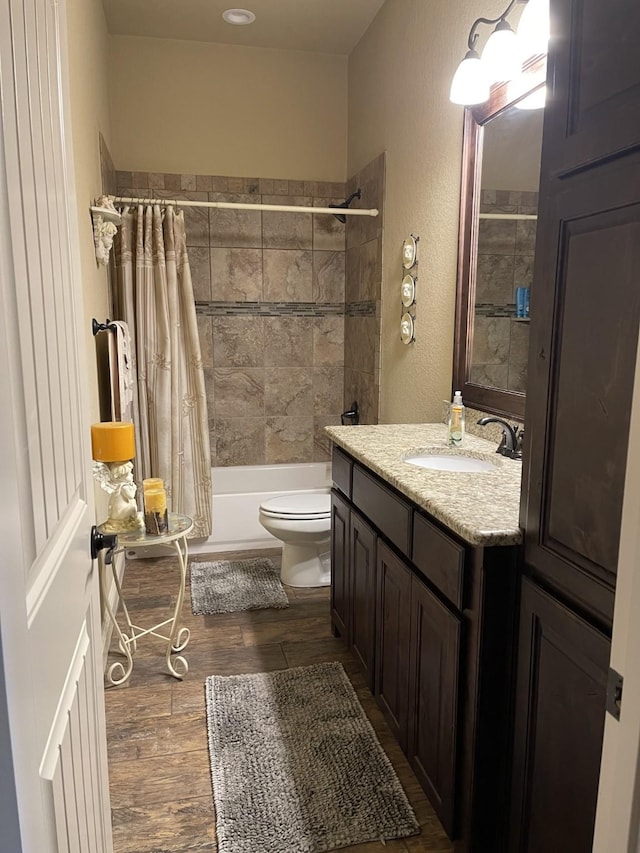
xmin=453 ymin=56 xmax=546 ymax=420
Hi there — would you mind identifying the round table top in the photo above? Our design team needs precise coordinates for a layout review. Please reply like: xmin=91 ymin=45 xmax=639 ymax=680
xmin=99 ymin=512 xmax=193 ymax=546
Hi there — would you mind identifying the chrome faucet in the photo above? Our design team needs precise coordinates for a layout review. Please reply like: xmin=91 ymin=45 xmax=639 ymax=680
xmin=476 ymin=417 xmax=524 ymax=459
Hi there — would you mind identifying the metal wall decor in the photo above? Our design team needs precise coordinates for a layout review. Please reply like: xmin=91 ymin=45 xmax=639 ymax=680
xmin=401 ymin=274 xmax=416 ymax=307
xmin=400 ymin=312 xmax=415 ymax=344
xmin=400 ymin=234 xmax=419 ymax=344
xmin=402 ymin=234 xmax=418 ymax=269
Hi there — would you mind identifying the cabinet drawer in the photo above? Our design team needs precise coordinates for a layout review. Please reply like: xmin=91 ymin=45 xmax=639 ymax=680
xmin=352 ymin=465 xmax=411 ymax=555
xmin=412 ymin=512 xmax=465 ymax=610
xmin=332 ymin=447 xmax=352 ymax=498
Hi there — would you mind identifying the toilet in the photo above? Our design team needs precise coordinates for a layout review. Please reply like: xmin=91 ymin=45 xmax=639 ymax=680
xmin=258 ymin=491 xmax=331 ymax=588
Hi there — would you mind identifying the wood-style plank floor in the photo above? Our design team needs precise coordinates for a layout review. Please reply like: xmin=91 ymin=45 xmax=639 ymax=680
xmin=104 ymin=548 xmax=453 ymax=853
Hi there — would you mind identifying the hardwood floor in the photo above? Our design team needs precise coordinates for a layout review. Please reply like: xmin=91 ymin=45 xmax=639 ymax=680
xmin=104 ymin=548 xmax=454 ymax=853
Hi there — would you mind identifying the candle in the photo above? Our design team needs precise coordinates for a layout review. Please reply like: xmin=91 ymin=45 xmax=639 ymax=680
xmin=144 ymin=487 xmax=168 ymax=534
xmin=144 ymin=488 xmax=167 ymax=512
xmin=142 ymin=477 xmax=164 ymax=493
xmin=91 ymin=422 xmax=135 ymax=462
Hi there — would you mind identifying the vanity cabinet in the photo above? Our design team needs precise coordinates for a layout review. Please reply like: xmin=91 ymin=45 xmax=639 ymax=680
xmin=330 ymin=446 xmax=519 ymax=851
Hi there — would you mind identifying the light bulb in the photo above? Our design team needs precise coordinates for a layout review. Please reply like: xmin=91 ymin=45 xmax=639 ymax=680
xmin=450 ymin=50 xmax=490 ymax=105
xmin=518 ymin=0 xmax=550 ymax=59
xmin=482 ymin=20 xmax=521 ymax=83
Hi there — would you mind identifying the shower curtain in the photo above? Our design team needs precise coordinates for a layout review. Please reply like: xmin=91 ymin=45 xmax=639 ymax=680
xmin=114 ymin=204 xmax=211 ymax=537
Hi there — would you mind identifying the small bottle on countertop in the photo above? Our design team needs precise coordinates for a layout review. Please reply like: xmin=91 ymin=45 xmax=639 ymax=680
xmin=448 ymin=390 xmax=465 ymax=447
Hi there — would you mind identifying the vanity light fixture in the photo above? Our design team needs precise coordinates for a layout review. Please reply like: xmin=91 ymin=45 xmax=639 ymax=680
xmin=222 ymin=8 xmax=256 ymax=25
xmin=450 ymin=0 xmax=549 ymax=106
xmin=517 ymin=0 xmax=550 ymax=58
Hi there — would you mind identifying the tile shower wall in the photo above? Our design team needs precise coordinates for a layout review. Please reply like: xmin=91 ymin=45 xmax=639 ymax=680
xmin=472 ymin=189 xmax=538 ymax=394
xmin=115 ymin=171 xmax=346 ymax=465
xmin=344 ymin=153 xmax=385 ymax=423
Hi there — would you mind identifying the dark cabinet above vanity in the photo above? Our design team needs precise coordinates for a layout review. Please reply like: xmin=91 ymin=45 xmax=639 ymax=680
xmin=326 ymin=429 xmax=522 ymax=851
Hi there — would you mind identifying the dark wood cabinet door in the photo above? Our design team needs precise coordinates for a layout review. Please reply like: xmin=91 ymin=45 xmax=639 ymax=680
xmin=544 ymin=0 xmax=640 ymax=177
xmin=509 ymin=578 xmax=610 ymax=853
xmin=375 ymin=541 xmax=411 ymax=750
xmin=408 ymin=575 xmax=460 ymax=839
xmin=522 ymin=0 xmax=640 ymax=626
xmin=330 ymin=490 xmax=350 ymax=641
xmin=523 ymin=155 xmax=640 ymax=625
xmin=350 ymin=511 xmax=376 ymax=688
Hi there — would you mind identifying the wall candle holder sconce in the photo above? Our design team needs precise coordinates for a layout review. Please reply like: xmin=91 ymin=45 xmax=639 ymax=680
xmin=91 ymin=421 xmax=143 ymax=533
xmin=401 ymin=274 xmax=417 ymax=307
xmin=401 ymin=235 xmax=419 ymax=344
xmin=91 ymin=195 xmax=121 ymax=267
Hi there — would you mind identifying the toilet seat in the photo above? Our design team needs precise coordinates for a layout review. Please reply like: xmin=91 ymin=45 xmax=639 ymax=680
xmin=259 ymin=492 xmax=331 ymax=521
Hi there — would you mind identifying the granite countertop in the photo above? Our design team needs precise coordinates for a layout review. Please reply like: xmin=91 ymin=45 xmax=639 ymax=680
xmin=325 ymin=423 xmax=522 ymax=547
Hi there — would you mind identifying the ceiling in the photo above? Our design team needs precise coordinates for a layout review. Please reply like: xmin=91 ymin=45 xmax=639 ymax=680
xmin=102 ymin=0 xmax=387 ymax=55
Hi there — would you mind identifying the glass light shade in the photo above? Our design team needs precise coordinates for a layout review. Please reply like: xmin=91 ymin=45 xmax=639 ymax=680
xmin=518 ymin=0 xmax=550 ymax=59
xmin=482 ymin=22 xmax=522 ymax=83
xmin=450 ymin=51 xmax=490 ymax=105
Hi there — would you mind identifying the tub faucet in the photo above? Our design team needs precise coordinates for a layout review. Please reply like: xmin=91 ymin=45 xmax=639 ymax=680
xmin=341 ymin=401 xmax=360 ymax=426
xmin=476 ymin=417 xmax=524 ymax=459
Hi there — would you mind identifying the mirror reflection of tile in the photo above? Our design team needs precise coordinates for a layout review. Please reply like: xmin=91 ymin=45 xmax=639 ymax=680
xmin=472 ymin=189 xmax=538 ymax=394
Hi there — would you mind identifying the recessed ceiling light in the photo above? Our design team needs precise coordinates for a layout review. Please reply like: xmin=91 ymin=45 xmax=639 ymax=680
xmin=222 ymin=8 xmax=256 ymax=25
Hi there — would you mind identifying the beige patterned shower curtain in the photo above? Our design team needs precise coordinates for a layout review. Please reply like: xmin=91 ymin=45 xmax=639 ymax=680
xmin=114 ymin=204 xmax=211 ymax=537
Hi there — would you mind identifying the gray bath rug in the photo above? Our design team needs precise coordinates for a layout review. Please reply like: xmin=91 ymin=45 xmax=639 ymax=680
xmin=190 ymin=557 xmax=289 ymax=615
xmin=205 ymin=661 xmax=420 ymax=853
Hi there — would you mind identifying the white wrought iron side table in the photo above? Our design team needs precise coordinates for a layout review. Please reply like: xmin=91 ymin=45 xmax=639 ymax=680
xmin=100 ymin=512 xmax=193 ymax=686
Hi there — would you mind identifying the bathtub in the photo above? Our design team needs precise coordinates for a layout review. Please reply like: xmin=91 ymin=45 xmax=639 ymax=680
xmin=187 ymin=462 xmax=332 ymax=556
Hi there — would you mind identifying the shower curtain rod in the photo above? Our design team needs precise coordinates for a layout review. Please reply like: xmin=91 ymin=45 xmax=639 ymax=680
xmin=113 ymin=196 xmax=379 ymax=217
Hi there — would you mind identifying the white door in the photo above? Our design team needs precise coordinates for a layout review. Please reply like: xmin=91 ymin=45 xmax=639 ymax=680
xmin=0 ymin=0 xmax=112 ymax=850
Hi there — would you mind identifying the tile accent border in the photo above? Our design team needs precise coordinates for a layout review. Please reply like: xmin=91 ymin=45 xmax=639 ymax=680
xmin=195 ymin=301 xmax=346 ymax=317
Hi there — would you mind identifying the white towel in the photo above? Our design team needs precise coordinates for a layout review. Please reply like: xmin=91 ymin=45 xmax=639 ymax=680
xmin=112 ymin=320 xmax=134 ymax=421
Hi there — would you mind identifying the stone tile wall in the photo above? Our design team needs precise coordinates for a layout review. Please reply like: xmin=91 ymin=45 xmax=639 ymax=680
xmin=344 ymin=153 xmax=385 ymax=424
xmin=471 ymin=189 xmax=538 ymax=394
xmin=115 ymin=171 xmax=347 ymax=465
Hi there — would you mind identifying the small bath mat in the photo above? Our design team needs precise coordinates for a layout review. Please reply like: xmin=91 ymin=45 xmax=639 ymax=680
xmin=190 ymin=557 xmax=289 ymax=615
xmin=205 ymin=661 xmax=420 ymax=853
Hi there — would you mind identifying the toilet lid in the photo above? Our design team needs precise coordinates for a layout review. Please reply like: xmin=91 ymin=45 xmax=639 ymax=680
xmin=260 ymin=492 xmax=331 ymax=517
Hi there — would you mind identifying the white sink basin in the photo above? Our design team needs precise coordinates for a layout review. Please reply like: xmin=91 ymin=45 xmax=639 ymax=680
xmin=404 ymin=453 xmax=498 ymax=473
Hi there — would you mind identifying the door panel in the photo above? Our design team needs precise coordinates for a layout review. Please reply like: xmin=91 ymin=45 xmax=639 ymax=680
xmin=408 ymin=575 xmax=460 ymax=838
xmin=545 ymin=0 xmax=640 ymax=176
xmin=0 ymin=0 xmax=112 ymax=847
xmin=350 ymin=511 xmax=376 ymax=687
xmin=524 ymin=152 xmax=640 ymax=626
xmin=510 ymin=578 xmax=609 ymax=853
xmin=375 ymin=541 xmax=411 ymax=750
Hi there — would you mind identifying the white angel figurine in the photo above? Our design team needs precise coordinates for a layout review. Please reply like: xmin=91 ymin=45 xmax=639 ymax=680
xmin=93 ymin=460 xmax=142 ymax=532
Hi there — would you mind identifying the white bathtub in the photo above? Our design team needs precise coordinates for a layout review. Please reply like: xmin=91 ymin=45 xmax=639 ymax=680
xmin=189 ymin=462 xmax=332 ymax=555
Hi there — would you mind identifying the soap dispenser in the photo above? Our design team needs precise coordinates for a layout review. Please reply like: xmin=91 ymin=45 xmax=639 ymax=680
xmin=448 ymin=391 xmax=465 ymax=447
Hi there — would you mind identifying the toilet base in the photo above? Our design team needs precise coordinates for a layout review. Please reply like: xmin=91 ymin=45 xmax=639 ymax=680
xmin=281 ymin=543 xmax=331 ymax=588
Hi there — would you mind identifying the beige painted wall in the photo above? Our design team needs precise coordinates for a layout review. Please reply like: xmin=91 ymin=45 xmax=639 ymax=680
xmin=109 ymin=36 xmax=348 ymax=182
xmin=348 ymin=0 xmax=507 ymax=423
xmin=66 ymin=0 xmax=113 ymax=425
